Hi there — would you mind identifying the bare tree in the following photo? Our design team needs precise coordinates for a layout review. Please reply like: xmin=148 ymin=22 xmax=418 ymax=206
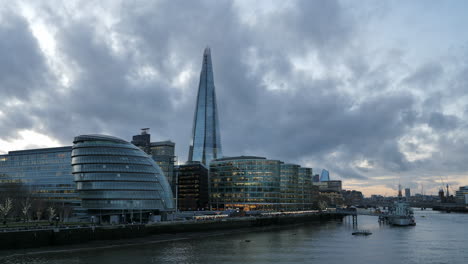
xmin=47 ymin=206 xmax=56 ymax=222
xmin=21 ymin=199 xmax=32 ymax=222
xmin=0 ymin=198 xmax=13 ymax=224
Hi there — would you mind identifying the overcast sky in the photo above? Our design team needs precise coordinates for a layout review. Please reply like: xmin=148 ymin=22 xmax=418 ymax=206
xmin=1 ymin=0 xmax=468 ymax=196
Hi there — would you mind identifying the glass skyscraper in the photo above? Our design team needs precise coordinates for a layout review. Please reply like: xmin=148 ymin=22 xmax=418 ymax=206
xmin=188 ymin=47 xmax=223 ymax=166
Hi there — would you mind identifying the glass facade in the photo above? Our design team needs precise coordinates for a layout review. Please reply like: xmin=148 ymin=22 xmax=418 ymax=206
xmin=0 ymin=147 xmax=79 ymax=208
xmin=210 ymin=157 xmax=316 ymax=211
xmin=72 ymin=135 xmax=174 ymax=217
xmin=176 ymin=162 xmax=209 ymax=211
xmin=151 ymin=141 xmax=175 ymax=195
xmin=280 ymin=164 xmax=300 ymax=209
xmin=210 ymin=156 xmax=281 ymax=211
xmin=188 ymin=47 xmax=223 ymax=165
xmin=320 ymin=169 xmax=330 ymax=181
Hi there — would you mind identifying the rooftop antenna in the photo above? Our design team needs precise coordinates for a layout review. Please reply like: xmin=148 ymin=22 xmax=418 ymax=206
xmin=141 ymin=128 xmax=150 ymax=135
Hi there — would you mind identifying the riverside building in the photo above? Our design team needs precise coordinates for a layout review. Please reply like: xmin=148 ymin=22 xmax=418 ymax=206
xmin=0 ymin=147 xmax=79 ymax=215
xmin=72 ymin=134 xmax=174 ymax=223
xmin=175 ymin=162 xmax=209 ymax=211
xmin=209 ymin=156 xmax=315 ymax=211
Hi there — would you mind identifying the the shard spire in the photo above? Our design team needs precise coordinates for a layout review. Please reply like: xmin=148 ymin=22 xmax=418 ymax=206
xmin=188 ymin=47 xmax=223 ymax=165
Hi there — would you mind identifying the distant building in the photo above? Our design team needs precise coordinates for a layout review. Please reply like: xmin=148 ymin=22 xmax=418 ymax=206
xmin=188 ymin=48 xmax=223 ymax=166
xmin=72 ymin=134 xmax=174 ymax=223
xmin=312 ymin=174 xmax=320 ymax=182
xmin=176 ymin=162 xmax=209 ymax=211
xmin=455 ymin=186 xmax=468 ymax=205
xmin=405 ymin=188 xmax=411 ymax=199
xmin=320 ymin=169 xmax=330 ymax=181
xmin=131 ymin=130 xmax=176 ymax=194
xmin=313 ymin=180 xmax=342 ymax=192
xmin=341 ymin=190 xmax=364 ymax=206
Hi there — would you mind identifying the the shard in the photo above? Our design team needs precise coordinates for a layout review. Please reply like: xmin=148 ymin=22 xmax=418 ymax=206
xmin=188 ymin=47 xmax=223 ymax=165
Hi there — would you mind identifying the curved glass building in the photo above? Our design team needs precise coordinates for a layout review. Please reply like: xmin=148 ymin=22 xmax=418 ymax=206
xmin=72 ymin=135 xmax=174 ymax=222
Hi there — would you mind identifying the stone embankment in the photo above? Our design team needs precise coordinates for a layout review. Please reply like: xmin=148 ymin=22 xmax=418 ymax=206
xmin=0 ymin=212 xmax=340 ymax=250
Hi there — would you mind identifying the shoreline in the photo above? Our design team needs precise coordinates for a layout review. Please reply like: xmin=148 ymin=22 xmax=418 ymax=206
xmin=0 ymin=212 xmax=342 ymax=251
xmin=0 ymin=221 xmax=326 ymax=260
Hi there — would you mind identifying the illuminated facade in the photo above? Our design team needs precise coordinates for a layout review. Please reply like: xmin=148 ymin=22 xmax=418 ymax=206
xmin=209 ymin=156 xmax=316 ymax=211
xmin=72 ymin=135 xmax=174 ymax=222
xmin=280 ymin=163 xmax=300 ymax=210
xmin=188 ymin=48 xmax=223 ymax=165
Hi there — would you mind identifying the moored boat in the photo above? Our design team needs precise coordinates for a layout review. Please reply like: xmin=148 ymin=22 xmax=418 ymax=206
xmin=387 ymin=185 xmax=416 ymax=226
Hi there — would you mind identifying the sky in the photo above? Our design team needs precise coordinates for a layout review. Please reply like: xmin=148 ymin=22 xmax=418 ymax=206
xmin=1 ymin=0 xmax=468 ymax=197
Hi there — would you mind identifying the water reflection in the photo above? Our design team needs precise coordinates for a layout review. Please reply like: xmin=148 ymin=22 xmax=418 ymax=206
xmin=2 ymin=210 xmax=467 ymax=264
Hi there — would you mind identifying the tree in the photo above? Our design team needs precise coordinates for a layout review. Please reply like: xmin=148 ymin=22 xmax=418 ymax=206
xmin=21 ymin=199 xmax=32 ymax=222
xmin=47 ymin=206 xmax=56 ymax=222
xmin=0 ymin=198 xmax=13 ymax=224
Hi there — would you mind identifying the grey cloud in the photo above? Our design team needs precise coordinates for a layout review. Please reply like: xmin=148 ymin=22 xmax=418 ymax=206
xmin=428 ymin=112 xmax=459 ymax=131
xmin=0 ymin=0 xmax=468 ymax=190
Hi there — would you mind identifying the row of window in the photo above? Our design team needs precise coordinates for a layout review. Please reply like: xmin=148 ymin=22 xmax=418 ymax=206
xmin=76 ymin=181 xmax=162 ymax=191
xmin=72 ymin=156 xmax=152 ymax=165
xmin=72 ymin=164 xmax=158 ymax=174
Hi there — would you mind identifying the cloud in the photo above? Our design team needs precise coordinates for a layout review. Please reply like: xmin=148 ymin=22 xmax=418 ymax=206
xmin=0 ymin=0 xmax=468 ymax=194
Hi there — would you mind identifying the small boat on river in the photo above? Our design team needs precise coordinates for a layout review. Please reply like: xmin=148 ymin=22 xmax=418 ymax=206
xmin=352 ymin=230 xmax=372 ymax=236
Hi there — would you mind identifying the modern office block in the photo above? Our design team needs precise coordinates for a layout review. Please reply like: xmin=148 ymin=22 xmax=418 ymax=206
xmin=209 ymin=156 xmax=316 ymax=211
xmin=210 ymin=156 xmax=281 ymax=211
xmin=176 ymin=162 xmax=209 ymax=211
xmin=131 ymin=130 xmax=176 ymax=195
xmin=188 ymin=48 xmax=223 ymax=166
xmin=0 ymin=147 xmax=79 ymax=211
xmin=72 ymin=134 xmax=174 ymax=222
xmin=280 ymin=163 xmax=300 ymax=210
xmin=150 ymin=141 xmax=176 ymax=193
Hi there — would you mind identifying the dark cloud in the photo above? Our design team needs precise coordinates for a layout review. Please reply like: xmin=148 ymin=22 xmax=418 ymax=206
xmin=0 ymin=0 xmax=467 ymax=191
xmin=428 ymin=112 xmax=459 ymax=131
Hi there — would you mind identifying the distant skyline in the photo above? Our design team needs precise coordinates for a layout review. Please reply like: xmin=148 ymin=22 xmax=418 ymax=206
xmin=1 ymin=0 xmax=468 ymax=196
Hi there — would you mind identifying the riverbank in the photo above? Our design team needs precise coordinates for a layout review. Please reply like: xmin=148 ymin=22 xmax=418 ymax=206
xmin=0 ymin=212 xmax=341 ymax=251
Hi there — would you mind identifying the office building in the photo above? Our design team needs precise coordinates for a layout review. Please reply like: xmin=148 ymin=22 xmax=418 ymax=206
xmin=0 ymin=147 xmax=79 ymax=218
xmin=280 ymin=163 xmax=300 ymax=210
xmin=312 ymin=174 xmax=320 ymax=182
xmin=455 ymin=186 xmax=468 ymax=205
xmin=150 ymin=141 xmax=176 ymax=193
xmin=209 ymin=156 xmax=316 ymax=211
xmin=188 ymin=47 xmax=223 ymax=166
xmin=313 ymin=180 xmax=342 ymax=192
xmin=405 ymin=188 xmax=411 ymax=199
xmin=210 ymin=156 xmax=281 ymax=211
xmin=320 ymin=169 xmax=330 ymax=181
xmin=176 ymin=162 xmax=209 ymax=211
xmin=72 ymin=134 xmax=174 ymax=223
xmin=131 ymin=130 xmax=176 ymax=194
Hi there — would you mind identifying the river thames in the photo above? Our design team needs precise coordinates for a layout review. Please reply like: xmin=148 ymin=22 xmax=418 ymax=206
xmin=1 ymin=209 xmax=467 ymax=264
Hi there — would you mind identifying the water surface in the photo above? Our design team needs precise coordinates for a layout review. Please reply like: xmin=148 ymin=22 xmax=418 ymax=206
xmin=2 ymin=209 xmax=467 ymax=264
